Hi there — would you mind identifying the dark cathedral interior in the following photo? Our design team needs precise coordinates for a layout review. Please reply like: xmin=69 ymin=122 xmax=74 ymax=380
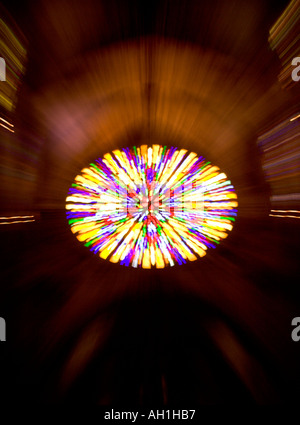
xmin=0 ymin=0 xmax=299 ymax=405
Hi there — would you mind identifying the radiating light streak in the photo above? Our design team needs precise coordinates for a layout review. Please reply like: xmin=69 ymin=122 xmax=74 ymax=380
xmin=270 ymin=210 xmax=300 ymax=213
xmin=0 ymin=219 xmax=35 ymax=225
xmin=0 ymin=122 xmax=14 ymax=132
xmin=0 ymin=117 xmax=14 ymax=127
xmin=66 ymin=145 xmax=238 ymax=268
xmin=0 ymin=214 xmax=35 ymax=225
xmin=0 ymin=215 xmax=34 ymax=219
xmin=269 ymin=209 xmax=300 ymax=219
xmin=290 ymin=114 xmax=300 ymax=122
xmin=269 ymin=0 xmax=300 ymax=89
xmin=258 ymin=117 xmax=300 ymax=211
xmin=0 ymin=14 xmax=27 ymax=112
xmin=269 ymin=214 xmax=300 ymax=219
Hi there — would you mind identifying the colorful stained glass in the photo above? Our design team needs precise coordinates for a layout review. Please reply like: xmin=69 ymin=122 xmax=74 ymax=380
xmin=66 ymin=145 xmax=238 ymax=268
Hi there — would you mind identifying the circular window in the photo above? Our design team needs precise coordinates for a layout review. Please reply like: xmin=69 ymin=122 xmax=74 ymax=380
xmin=66 ymin=145 xmax=237 ymax=268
